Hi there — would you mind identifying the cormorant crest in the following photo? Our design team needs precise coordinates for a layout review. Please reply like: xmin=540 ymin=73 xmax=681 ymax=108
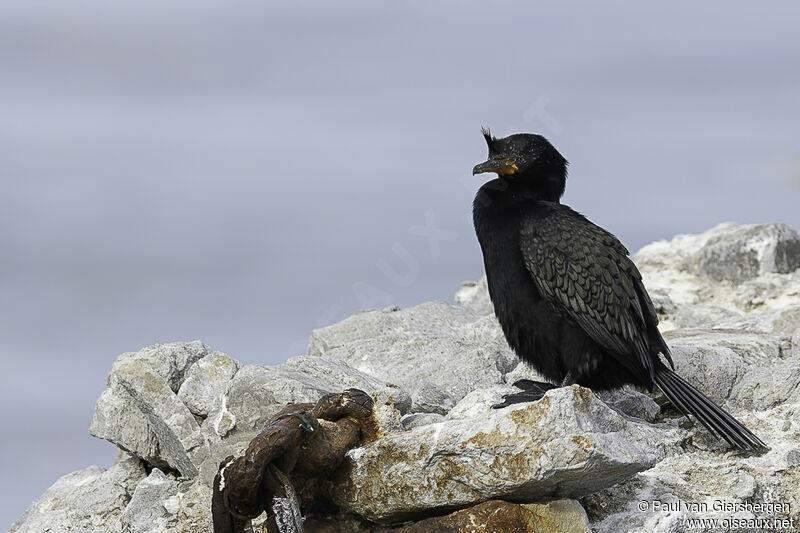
xmin=481 ymin=126 xmax=495 ymax=149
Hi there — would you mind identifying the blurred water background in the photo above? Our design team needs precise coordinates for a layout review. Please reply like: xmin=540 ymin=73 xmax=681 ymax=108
xmin=2 ymin=1 xmax=799 ymax=527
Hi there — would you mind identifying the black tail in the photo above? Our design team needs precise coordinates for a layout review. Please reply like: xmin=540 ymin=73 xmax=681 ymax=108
xmin=654 ymin=363 xmax=768 ymax=454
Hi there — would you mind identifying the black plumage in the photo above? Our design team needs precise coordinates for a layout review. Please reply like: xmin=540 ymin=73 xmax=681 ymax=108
xmin=472 ymin=129 xmax=767 ymax=454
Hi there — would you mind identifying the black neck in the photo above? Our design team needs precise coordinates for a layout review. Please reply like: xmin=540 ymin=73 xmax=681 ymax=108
xmin=523 ymin=159 xmax=568 ymax=201
xmin=474 ymin=164 xmax=567 ymax=213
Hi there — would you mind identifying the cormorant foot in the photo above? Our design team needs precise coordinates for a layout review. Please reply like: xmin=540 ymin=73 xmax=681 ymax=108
xmin=492 ymin=381 xmax=558 ymax=409
xmin=511 ymin=379 xmax=558 ymax=391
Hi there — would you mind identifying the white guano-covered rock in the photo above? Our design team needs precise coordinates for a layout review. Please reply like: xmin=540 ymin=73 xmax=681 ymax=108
xmin=634 ymin=223 xmax=800 ymax=334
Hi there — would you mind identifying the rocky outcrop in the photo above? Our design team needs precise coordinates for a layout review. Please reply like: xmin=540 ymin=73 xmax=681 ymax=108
xmin=636 ymin=222 xmax=800 ymax=283
xmin=12 ymin=222 xmax=800 ymax=533
xmin=635 ymin=222 xmax=800 ymax=334
xmin=307 ymin=301 xmax=517 ymax=413
xmin=581 ymin=223 xmax=800 ymax=532
xmin=388 ymin=499 xmax=590 ymax=533
xmin=88 ymin=341 xmax=213 ymax=478
xmin=332 ymin=386 xmax=678 ymax=523
xmin=10 ymin=453 xmax=147 ymax=533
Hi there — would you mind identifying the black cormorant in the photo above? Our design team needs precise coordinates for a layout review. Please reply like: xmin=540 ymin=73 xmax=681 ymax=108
xmin=472 ymin=128 xmax=767 ymax=454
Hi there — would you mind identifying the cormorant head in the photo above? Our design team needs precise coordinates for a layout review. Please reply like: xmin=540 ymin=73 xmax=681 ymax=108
xmin=472 ymin=128 xmax=568 ymax=199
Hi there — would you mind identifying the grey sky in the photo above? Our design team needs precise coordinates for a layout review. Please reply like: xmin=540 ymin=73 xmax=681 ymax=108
xmin=2 ymin=1 xmax=800 ymax=528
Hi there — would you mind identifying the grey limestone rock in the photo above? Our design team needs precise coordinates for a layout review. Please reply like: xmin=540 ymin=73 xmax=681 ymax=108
xmin=670 ymin=304 xmax=743 ymax=330
xmin=333 ymin=385 xmax=679 ymax=523
xmin=596 ymin=387 xmax=661 ymax=423
xmin=89 ymin=342 xmax=217 ymax=479
xmin=371 ymin=384 xmax=412 ymax=415
xmin=168 ymin=479 xmax=214 ymax=533
xmin=120 ymin=470 xmax=213 ymax=533
xmin=400 ymin=412 xmax=445 ymax=430
xmin=15 ymin=222 xmax=800 ymax=533
xmin=634 ymin=222 xmax=800 ymax=282
xmin=664 ymin=329 xmax=796 ymax=411
xmin=110 ymin=341 xmax=211 ymax=393
xmin=634 ymin=224 xmax=800 ymax=332
xmin=177 ymin=350 xmax=240 ymax=417
xmin=372 ymin=387 xmax=410 ymax=433
xmin=10 ymin=454 xmax=146 ymax=533
xmin=307 ymin=301 xmax=517 ymax=408
xmin=586 ymin=431 xmax=800 ymax=532
xmin=445 ymin=384 xmax=518 ymax=420
xmin=224 ymin=355 xmax=394 ymax=434
xmin=409 ymin=381 xmax=455 ymax=414
xmin=120 ymin=469 xmax=179 ymax=533
xmin=192 ymin=355 xmax=401 ymax=487
xmin=697 ymin=223 xmax=800 ymax=282
xmin=454 ymin=275 xmax=494 ymax=315
xmin=91 ymin=356 xmax=209 ymax=478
